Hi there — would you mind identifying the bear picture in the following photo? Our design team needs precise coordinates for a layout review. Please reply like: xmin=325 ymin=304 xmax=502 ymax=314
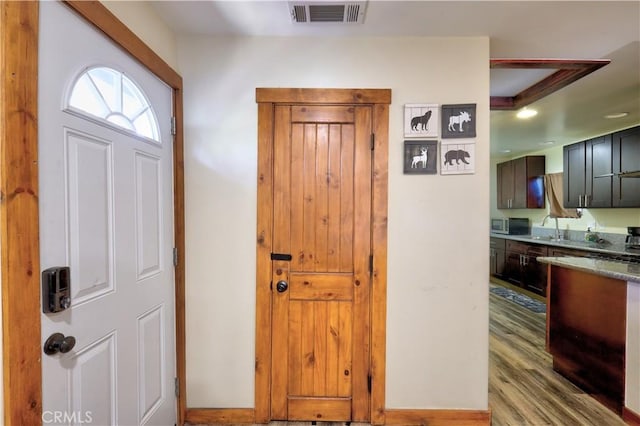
xmin=441 ymin=142 xmax=475 ymax=175
xmin=444 ymin=149 xmax=471 ymax=166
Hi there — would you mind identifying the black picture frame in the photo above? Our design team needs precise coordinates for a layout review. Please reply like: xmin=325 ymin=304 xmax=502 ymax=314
xmin=441 ymin=103 xmax=476 ymax=139
xmin=403 ymin=140 xmax=438 ymax=174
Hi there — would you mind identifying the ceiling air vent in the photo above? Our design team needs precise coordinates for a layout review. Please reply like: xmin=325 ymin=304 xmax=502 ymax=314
xmin=289 ymin=2 xmax=367 ymax=24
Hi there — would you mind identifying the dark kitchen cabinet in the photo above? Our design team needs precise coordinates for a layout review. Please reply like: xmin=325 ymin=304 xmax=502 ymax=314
xmin=523 ymin=244 xmax=549 ymax=296
xmin=563 ymin=135 xmax=612 ymax=208
xmin=490 ymin=237 xmax=506 ymax=278
xmin=563 ymin=142 xmax=586 ymax=207
xmin=612 ymin=126 xmax=640 ymax=207
xmin=548 ymin=266 xmax=626 ymax=414
xmin=497 ymin=161 xmax=514 ymax=209
xmin=548 ymin=246 xmax=592 ymax=258
xmin=587 ymin=136 xmax=614 ymax=207
xmin=504 ymin=240 xmax=549 ymax=296
xmin=497 ymin=156 xmax=545 ymax=209
xmin=504 ymin=245 xmax=524 ymax=285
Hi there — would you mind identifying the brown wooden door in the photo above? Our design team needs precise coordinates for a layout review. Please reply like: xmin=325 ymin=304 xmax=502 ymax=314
xmin=270 ymin=104 xmax=372 ymax=422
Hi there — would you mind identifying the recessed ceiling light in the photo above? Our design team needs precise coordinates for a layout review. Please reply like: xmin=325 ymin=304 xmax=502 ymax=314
xmin=516 ymin=108 xmax=538 ymax=119
xmin=604 ymin=112 xmax=629 ymax=119
xmin=500 ymin=149 xmax=512 ymax=153
xmin=539 ymin=140 xmax=555 ymax=146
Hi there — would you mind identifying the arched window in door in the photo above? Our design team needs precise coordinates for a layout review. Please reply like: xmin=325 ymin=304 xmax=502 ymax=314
xmin=67 ymin=66 xmax=160 ymax=142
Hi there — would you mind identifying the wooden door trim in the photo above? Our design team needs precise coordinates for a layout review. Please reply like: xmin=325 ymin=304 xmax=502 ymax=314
xmin=385 ymin=408 xmax=491 ymax=425
xmin=255 ymin=88 xmax=390 ymax=424
xmin=370 ymin=102 xmax=389 ymax=425
xmin=256 ymin=88 xmax=391 ymax=105
xmin=0 ymin=2 xmax=187 ymax=425
xmin=0 ymin=3 xmax=41 ymax=424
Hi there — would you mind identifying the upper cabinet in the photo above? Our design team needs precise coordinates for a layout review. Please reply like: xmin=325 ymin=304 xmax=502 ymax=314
xmin=497 ymin=155 xmax=545 ymax=209
xmin=612 ymin=126 xmax=640 ymax=207
xmin=563 ymin=135 xmax=613 ymax=208
xmin=563 ymin=125 xmax=640 ymax=209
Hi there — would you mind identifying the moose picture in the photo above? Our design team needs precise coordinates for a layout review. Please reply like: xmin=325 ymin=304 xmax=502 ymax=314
xmin=404 ymin=104 xmax=439 ymax=138
xmin=441 ymin=142 xmax=475 ymax=175
xmin=441 ymin=103 xmax=476 ymax=139
xmin=404 ymin=140 xmax=438 ymax=174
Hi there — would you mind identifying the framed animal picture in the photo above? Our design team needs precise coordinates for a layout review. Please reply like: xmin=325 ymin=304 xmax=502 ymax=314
xmin=403 ymin=140 xmax=438 ymax=174
xmin=441 ymin=103 xmax=476 ymax=139
xmin=404 ymin=104 xmax=439 ymax=138
xmin=441 ymin=141 xmax=475 ymax=175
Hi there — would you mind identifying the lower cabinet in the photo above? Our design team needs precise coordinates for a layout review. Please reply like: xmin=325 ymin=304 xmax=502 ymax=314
xmin=490 ymin=237 xmax=506 ymax=278
xmin=502 ymin=240 xmax=549 ymax=296
xmin=548 ymin=247 xmax=592 ymax=258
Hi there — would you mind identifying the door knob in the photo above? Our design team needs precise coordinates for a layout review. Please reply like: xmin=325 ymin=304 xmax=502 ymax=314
xmin=276 ymin=280 xmax=288 ymax=293
xmin=44 ymin=332 xmax=76 ymax=355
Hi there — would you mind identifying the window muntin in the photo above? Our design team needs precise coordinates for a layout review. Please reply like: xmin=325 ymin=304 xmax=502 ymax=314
xmin=67 ymin=66 xmax=160 ymax=142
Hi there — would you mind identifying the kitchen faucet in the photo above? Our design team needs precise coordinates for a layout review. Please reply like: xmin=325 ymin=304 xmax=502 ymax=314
xmin=542 ymin=214 xmax=561 ymax=240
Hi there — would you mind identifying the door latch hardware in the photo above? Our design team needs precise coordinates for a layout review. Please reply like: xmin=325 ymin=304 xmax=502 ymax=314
xmin=44 ymin=332 xmax=76 ymax=355
xmin=271 ymin=253 xmax=292 ymax=261
xmin=276 ymin=280 xmax=288 ymax=293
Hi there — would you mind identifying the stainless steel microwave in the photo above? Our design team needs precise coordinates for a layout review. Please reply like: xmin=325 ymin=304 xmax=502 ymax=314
xmin=491 ymin=218 xmax=529 ymax=235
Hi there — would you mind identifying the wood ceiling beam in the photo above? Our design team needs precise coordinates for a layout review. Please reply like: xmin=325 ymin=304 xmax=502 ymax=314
xmin=489 ymin=59 xmax=610 ymax=111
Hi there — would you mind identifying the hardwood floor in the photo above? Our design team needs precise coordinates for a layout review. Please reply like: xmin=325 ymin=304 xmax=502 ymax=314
xmin=489 ymin=284 xmax=626 ymax=426
xmin=188 ymin=285 xmax=627 ymax=425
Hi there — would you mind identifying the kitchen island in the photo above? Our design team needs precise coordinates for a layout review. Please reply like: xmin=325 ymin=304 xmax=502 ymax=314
xmin=538 ymin=256 xmax=640 ymax=424
xmin=490 ymin=232 xmax=639 ymax=298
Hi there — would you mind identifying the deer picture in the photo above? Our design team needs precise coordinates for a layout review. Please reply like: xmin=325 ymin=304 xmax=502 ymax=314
xmin=411 ymin=147 xmax=428 ymax=168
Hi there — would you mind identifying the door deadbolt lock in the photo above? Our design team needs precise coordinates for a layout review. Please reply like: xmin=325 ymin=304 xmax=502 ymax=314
xmin=42 ymin=266 xmax=71 ymax=314
xmin=44 ymin=333 xmax=76 ymax=355
xmin=276 ymin=280 xmax=288 ymax=293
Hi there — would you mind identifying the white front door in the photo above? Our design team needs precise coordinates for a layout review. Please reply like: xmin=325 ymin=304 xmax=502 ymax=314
xmin=39 ymin=2 xmax=176 ymax=425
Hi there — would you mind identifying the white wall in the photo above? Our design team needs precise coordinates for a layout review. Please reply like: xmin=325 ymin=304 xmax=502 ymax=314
xmin=0 ymin=246 xmax=3 ymax=421
xmin=101 ymin=1 xmax=179 ymax=71
xmin=177 ymin=35 xmax=490 ymax=409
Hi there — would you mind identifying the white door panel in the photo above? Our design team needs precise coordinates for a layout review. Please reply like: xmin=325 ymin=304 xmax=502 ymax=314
xmin=135 ymin=152 xmax=164 ymax=281
xmin=39 ymin=2 xmax=176 ymax=425
xmin=65 ymin=128 xmax=115 ymax=305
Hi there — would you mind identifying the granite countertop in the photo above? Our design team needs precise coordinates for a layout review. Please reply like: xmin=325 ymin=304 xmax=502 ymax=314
xmin=490 ymin=232 xmax=640 ymax=260
xmin=538 ymin=256 xmax=640 ymax=283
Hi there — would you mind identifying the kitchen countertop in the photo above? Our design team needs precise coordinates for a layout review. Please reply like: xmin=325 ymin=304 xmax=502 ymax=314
xmin=538 ymin=256 xmax=640 ymax=283
xmin=490 ymin=232 xmax=640 ymax=260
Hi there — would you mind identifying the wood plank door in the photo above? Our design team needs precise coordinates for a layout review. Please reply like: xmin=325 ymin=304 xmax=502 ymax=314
xmin=270 ymin=104 xmax=372 ymax=422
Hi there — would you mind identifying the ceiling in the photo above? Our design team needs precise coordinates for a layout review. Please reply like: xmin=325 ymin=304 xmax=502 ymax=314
xmin=149 ymin=0 xmax=640 ymax=157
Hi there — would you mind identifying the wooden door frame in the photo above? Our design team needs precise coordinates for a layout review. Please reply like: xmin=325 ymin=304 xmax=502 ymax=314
xmin=255 ymin=88 xmax=390 ymax=425
xmin=0 ymin=2 xmax=187 ymax=425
